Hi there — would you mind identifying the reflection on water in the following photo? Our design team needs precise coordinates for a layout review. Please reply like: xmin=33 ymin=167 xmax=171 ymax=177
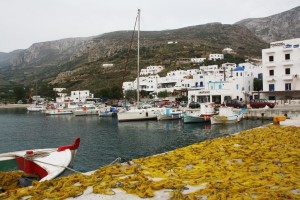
xmin=0 ymin=108 xmax=271 ymax=173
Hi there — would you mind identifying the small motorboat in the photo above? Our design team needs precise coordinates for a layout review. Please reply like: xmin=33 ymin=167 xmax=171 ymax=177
xmin=156 ymin=107 xmax=183 ymax=121
xmin=0 ymin=138 xmax=80 ymax=182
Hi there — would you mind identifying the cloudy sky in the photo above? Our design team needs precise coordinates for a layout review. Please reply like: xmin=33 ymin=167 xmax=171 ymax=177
xmin=0 ymin=0 xmax=299 ymax=52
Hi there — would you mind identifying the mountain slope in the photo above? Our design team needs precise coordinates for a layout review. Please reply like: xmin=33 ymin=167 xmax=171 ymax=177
xmin=235 ymin=6 xmax=300 ymax=42
xmin=0 ymin=23 xmax=268 ymax=92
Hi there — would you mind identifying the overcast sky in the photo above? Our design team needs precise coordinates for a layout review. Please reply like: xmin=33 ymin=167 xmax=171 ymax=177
xmin=0 ymin=0 xmax=299 ymax=53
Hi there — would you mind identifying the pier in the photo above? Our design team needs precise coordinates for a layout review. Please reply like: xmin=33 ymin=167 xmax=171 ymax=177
xmin=243 ymin=104 xmax=300 ymax=120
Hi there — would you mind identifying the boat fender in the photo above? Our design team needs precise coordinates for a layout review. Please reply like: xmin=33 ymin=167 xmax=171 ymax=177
xmin=18 ymin=174 xmax=40 ymax=187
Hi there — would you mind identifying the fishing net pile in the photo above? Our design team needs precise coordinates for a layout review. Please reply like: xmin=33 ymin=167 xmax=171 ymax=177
xmin=1 ymin=125 xmax=299 ymax=199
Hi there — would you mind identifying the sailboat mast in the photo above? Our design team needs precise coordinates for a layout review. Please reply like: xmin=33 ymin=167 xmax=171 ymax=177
xmin=137 ymin=9 xmax=140 ymax=106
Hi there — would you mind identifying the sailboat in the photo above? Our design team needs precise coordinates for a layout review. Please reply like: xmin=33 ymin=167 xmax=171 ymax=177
xmin=27 ymin=80 xmax=46 ymax=112
xmin=118 ymin=9 xmax=162 ymax=122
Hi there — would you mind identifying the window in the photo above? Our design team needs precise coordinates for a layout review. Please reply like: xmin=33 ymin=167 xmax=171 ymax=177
xmin=269 ymin=84 xmax=275 ymax=91
xmin=269 ymin=55 xmax=274 ymax=62
xmin=285 ymin=54 xmax=290 ymax=60
xmin=285 ymin=83 xmax=291 ymax=91
xmin=269 ymin=96 xmax=276 ymax=100
xmin=200 ymin=82 xmax=203 ymax=87
xmin=285 ymin=68 xmax=290 ymax=75
xmin=269 ymin=70 xmax=274 ymax=76
xmin=236 ymin=84 xmax=239 ymax=90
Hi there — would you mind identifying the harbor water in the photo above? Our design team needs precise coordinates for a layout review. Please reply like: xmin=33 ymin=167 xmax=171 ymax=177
xmin=0 ymin=108 xmax=271 ymax=174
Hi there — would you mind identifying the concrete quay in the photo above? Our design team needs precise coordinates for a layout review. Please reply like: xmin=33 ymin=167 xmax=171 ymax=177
xmin=243 ymin=104 xmax=300 ymax=120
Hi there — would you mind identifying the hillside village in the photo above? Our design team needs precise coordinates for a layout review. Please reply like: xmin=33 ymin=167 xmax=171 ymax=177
xmin=52 ymin=37 xmax=300 ymax=107
xmin=122 ymin=38 xmax=300 ymax=105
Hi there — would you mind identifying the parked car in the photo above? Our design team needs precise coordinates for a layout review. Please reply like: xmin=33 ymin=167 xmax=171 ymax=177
xmin=222 ymin=99 xmax=245 ymax=108
xmin=180 ymin=101 xmax=188 ymax=107
xmin=250 ymin=99 xmax=275 ymax=108
xmin=189 ymin=101 xmax=200 ymax=109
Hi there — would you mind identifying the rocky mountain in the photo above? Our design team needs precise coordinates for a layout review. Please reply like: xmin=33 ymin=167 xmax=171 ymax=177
xmin=235 ymin=6 xmax=300 ymax=43
xmin=2 ymin=5 xmax=300 ymax=94
xmin=0 ymin=23 xmax=268 ymax=92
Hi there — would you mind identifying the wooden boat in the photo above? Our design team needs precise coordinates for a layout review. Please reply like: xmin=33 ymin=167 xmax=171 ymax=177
xmin=183 ymin=103 xmax=216 ymax=123
xmin=210 ymin=107 xmax=245 ymax=124
xmin=0 ymin=138 xmax=80 ymax=182
xmin=157 ymin=108 xmax=183 ymax=121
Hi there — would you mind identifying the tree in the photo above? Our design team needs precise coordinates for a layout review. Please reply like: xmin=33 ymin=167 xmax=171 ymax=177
xmin=253 ymin=78 xmax=263 ymax=91
xmin=157 ymin=90 xmax=168 ymax=99
xmin=125 ymin=90 xmax=136 ymax=101
xmin=13 ymin=86 xmax=26 ymax=102
xmin=140 ymin=90 xmax=148 ymax=98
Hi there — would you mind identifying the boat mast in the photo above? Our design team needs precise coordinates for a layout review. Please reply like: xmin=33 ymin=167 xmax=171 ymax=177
xmin=137 ymin=9 xmax=140 ymax=106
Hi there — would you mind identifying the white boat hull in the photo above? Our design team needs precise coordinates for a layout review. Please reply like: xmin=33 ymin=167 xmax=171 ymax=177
xmin=0 ymin=138 xmax=80 ymax=182
xmin=118 ymin=108 xmax=160 ymax=122
xmin=210 ymin=107 xmax=244 ymax=124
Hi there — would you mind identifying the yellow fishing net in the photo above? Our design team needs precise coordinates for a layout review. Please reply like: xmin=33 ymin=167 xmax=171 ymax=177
xmin=1 ymin=125 xmax=299 ymax=199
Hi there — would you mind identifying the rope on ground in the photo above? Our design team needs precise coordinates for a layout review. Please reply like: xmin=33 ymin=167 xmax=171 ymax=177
xmin=109 ymin=157 xmax=131 ymax=165
xmin=31 ymin=159 xmax=82 ymax=174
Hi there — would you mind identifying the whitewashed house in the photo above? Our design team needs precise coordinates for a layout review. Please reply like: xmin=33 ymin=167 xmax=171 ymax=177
xmin=140 ymin=65 xmax=164 ymax=76
xmin=188 ymin=63 xmax=262 ymax=104
xmin=260 ymin=38 xmax=300 ymax=101
xmin=209 ymin=54 xmax=224 ymax=61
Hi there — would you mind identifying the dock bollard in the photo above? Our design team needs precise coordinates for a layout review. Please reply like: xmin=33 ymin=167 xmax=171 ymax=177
xmin=273 ymin=116 xmax=286 ymax=125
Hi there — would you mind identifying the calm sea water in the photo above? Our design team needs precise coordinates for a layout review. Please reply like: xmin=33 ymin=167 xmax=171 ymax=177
xmin=0 ymin=108 xmax=271 ymax=174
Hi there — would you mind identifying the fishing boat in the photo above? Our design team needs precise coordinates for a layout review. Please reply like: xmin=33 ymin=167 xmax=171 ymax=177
xmin=0 ymin=138 xmax=80 ymax=182
xmin=156 ymin=107 xmax=183 ymax=121
xmin=73 ymin=104 xmax=100 ymax=116
xmin=183 ymin=103 xmax=216 ymax=123
xmin=210 ymin=107 xmax=245 ymax=124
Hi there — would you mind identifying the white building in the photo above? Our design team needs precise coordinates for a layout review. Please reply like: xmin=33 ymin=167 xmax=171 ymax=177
xmin=140 ymin=65 xmax=164 ymax=76
xmin=122 ymin=62 xmax=262 ymax=104
xmin=209 ymin=54 xmax=224 ymax=61
xmin=222 ymin=48 xmax=235 ymax=54
xmin=260 ymin=38 xmax=300 ymax=101
xmin=191 ymin=57 xmax=206 ymax=63
xmin=188 ymin=63 xmax=261 ymax=104
xmin=56 ymin=90 xmax=93 ymax=103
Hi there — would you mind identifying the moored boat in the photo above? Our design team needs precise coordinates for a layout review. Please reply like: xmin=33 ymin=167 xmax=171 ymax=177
xmin=157 ymin=107 xmax=183 ymax=121
xmin=118 ymin=107 xmax=161 ymax=122
xmin=210 ymin=107 xmax=245 ymax=124
xmin=99 ymin=106 xmax=118 ymax=117
xmin=0 ymin=138 xmax=80 ymax=182
xmin=45 ymin=108 xmax=73 ymax=115
xmin=183 ymin=103 xmax=216 ymax=123
xmin=73 ymin=104 xmax=100 ymax=116
xmin=27 ymin=104 xmax=47 ymax=112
